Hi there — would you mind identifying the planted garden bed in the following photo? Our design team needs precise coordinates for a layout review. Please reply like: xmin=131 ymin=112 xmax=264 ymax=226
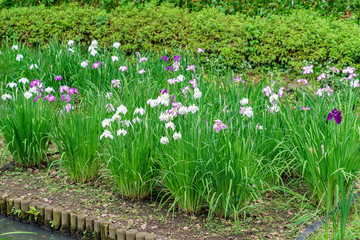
xmin=0 ymin=40 xmax=359 ymax=239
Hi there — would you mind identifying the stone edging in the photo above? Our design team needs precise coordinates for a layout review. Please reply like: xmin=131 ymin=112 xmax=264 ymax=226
xmin=297 ymin=192 xmax=360 ymax=240
xmin=0 ymin=192 xmax=173 ymax=240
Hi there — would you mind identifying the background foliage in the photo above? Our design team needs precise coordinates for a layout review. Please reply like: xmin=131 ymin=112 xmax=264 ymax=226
xmin=0 ymin=0 xmax=358 ymax=19
xmin=0 ymin=3 xmax=360 ymax=72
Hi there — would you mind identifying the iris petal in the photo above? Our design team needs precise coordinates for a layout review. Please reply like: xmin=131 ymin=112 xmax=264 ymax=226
xmin=334 ymin=115 xmax=342 ymax=124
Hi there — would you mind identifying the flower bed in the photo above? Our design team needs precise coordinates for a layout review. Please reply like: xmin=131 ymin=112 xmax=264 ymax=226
xmin=0 ymin=40 xmax=360 ymax=239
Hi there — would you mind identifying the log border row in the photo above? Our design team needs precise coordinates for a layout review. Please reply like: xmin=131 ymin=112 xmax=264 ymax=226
xmin=0 ymin=193 xmax=174 ymax=240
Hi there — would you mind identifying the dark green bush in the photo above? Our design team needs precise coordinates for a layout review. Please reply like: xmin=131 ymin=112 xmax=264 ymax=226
xmin=1 ymin=3 xmax=360 ymax=71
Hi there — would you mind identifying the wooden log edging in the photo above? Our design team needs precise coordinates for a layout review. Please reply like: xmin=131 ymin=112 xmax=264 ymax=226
xmin=0 ymin=192 xmax=169 ymax=240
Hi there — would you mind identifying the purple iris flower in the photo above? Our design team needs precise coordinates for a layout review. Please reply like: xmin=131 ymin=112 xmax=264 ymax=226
xmin=43 ymin=94 xmax=56 ymax=103
xmin=160 ymin=56 xmax=168 ymax=62
xmin=55 ymin=75 xmax=62 ymax=81
xmin=30 ymin=79 xmax=41 ymax=88
xmin=174 ymin=55 xmax=182 ymax=62
xmin=327 ymin=109 xmax=342 ymax=124
xmin=159 ymin=89 xmax=167 ymax=94
xmin=33 ymin=94 xmax=42 ymax=103
xmin=165 ymin=66 xmax=173 ymax=71
xmin=61 ymin=94 xmax=71 ymax=103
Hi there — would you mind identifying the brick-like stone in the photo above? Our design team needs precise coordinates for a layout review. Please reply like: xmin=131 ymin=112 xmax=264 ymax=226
xmin=70 ymin=213 xmax=78 ymax=237
xmin=116 ymin=228 xmax=127 ymax=240
xmin=109 ymin=223 xmax=120 ymax=240
xmin=6 ymin=198 xmax=14 ymax=217
xmin=77 ymin=214 xmax=87 ymax=238
xmin=0 ymin=194 xmax=9 ymax=215
xmin=94 ymin=218 xmax=105 ymax=240
xmin=136 ymin=232 xmax=147 ymax=240
xmin=44 ymin=206 xmax=54 ymax=230
xmin=53 ymin=207 xmax=63 ymax=230
xmin=13 ymin=198 xmax=22 ymax=220
xmin=36 ymin=203 xmax=45 ymax=225
xmin=86 ymin=216 xmax=97 ymax=239
xmin=100 ymin=221 xmax=111 ymax=240
xmin=145 ymin=233 xmax=157 ymax=240
xmin=126 ymin=229 xmax=139 ymax=240
xmin=61 ymin=210 xmax=71 ymax=235
xmin=20 ymin=199 xmax=31 ymax=221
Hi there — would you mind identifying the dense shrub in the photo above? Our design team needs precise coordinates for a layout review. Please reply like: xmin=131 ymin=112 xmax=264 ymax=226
xmin=1 ymin=0 xmax=358 ymax=18
xmin=1 ymin=3 xmax=360 ymax=71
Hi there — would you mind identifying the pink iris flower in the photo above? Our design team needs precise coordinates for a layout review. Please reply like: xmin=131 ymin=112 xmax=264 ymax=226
xmin=60 ymin=86 xmax=70 ymax=94
xmin=119 ymin=66 xmax=128 ymax=72
xmin=111 ymin=80 xmax=121 ymax=88
xmin=342 ymin=67 xmax=355 ymax=74
xmin=297 ymin=79 xmax=308 ymax=85
xmin=213 ymin=119 xmax=227 ymax=133
xmin=139 ymin=57 xmax=148 ymax=63
xmin=317 ymin=73 xmax=326 ymax=81
xmin=329 ymin=67 xmax=340 ymax=73
xmin=181 ymin=86 xmax=190 ymax=98
xmin=44 ymin=94 xmax=56 ymax=103
xmin=278 ymin=87 xmax=286 ymax=98
xmin=67 ymin=88 xmax=79 ymax=96
xmin=61 ymin=94 xmax=71 ymax=103
xmin=138 ymin=69 xmax=146 ymax=74
xmin=261 ymin=86 xmax=272 ymax=97
xmin=92 ymin=61 xmax=104 ymax=69
xmin=197 ymin=48 xmax=205 ymax=53
xmin=64 ymin=104 xmax=74 ymax=113
xmin=302 ymin=65 xmax=313 ymax=74
xmin=233 ymin=77 xmax=245 ymax=83
xmin=189 ymin=79 xmax=198 ymax=88
xmin=186 ymin=65 xmax=197 ymax=72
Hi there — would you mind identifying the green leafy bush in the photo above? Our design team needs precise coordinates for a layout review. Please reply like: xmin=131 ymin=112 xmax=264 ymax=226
xmin=1 ymin=0 xmax=358 ymax=19
xmin=1 ymin=3 xmax=360 ymax=72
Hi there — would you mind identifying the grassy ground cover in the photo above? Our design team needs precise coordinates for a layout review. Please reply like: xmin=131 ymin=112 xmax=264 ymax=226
xmin=0 ymin=40 xmax=360 ymax=239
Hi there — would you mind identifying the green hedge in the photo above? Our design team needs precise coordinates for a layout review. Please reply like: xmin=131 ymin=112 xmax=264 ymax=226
xmin=1 ymin=3 xmax=360 ymax=71
xmin=1 ymin=0 xmax=359 ymax=19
